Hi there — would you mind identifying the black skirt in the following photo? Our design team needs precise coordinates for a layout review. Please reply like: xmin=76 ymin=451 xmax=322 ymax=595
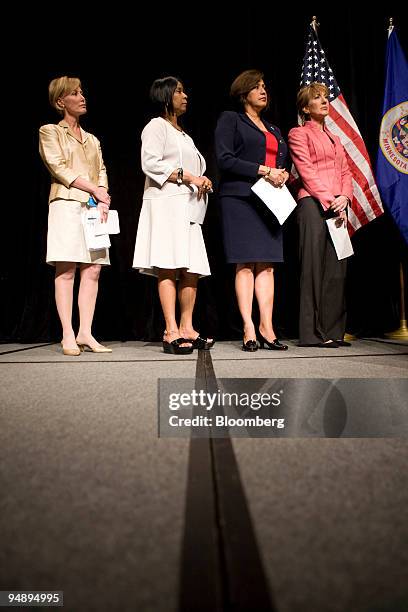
xmin=219 ymin=194 xmax=283 ymax=263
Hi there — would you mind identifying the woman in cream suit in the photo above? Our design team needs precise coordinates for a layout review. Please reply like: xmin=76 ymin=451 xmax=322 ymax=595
xmin=39 ymin=76 xmax=112 ymax=355
xmin=288 ymin=82 xmax=353 ymax=348
xmin=133 ymin=76 xmax=214 ymax=354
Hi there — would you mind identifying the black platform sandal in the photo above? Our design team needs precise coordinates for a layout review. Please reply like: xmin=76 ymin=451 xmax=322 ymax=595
xmin=189 ymin=335 xmax=215 ymax=350
xmin=162 ymin=332 xmax=193 ymax=355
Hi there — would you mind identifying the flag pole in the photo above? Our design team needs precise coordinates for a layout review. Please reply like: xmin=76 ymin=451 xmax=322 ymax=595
xmin=309 ymin=13 xmax=357 ymax=343
xmin=388 ymin=17 xmax=394 ymax=37
xmin=386 ymin=264 xmax=408 ymax=340
xmin=311 ymin=15 xmax=319 ymax=32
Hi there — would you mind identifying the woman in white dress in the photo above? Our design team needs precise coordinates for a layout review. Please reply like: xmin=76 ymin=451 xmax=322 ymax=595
xmin=133 ymin=76 xmax=214 ymax=354
xmin=39 ymin=76 xmax=112 ymax=355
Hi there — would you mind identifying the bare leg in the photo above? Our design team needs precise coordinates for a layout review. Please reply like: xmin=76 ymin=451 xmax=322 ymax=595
xmin=235 ymin=263 xmax=256 ymax=342
xmin=178 ymin=270 xmax=198 ymax=339
xmin=158 ymin=269 xmax=191 ymax=347
xmin=254 ymin=263 xmax=276 ymax=341
xmin=76 ymin=263 xmax=103 ymax=347
xmin=55 ymin=262 xmax=77 ymax=349
xmin=178 ymin=270 xmax=213 ymax=345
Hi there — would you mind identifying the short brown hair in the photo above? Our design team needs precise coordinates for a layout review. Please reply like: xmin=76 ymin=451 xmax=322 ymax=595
xmin=297 ymin=82 xmax=329 ymax=123
xmin=230 ymin=69 xmax=264 ymax=107
xmin=48 ymin=76 xmax=82 ymax=115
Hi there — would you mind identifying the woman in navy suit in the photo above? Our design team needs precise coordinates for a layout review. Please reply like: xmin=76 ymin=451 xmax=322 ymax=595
xmin=215 ymin=69 xmax=290 ymax=351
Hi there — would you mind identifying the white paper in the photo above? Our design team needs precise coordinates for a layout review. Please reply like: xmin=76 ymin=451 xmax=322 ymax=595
xmin=94 ymin=209 xmax=120 ymax=235
xmin=82 ymin=208 xmax=111 ymax=251
xmin=251 ymin=179 xmax=297 ymax=225
xmin=188 ymin=185 xmax=208 ymax=224
xmin=326 ymin=217 xmax=354 ymax=260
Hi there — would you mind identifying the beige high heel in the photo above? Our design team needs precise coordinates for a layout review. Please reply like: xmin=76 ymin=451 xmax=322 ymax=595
xmin=76 ymin=343 xmax=112 ymax=353
xmin=60 ymin=342 xmax=81 ymax=356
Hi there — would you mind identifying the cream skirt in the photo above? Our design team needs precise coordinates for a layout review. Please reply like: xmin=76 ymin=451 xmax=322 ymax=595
xmin=133 ymin=196 xmax=210 ymax=278
xmin=46 ymin=199 xmax=110 ymax=266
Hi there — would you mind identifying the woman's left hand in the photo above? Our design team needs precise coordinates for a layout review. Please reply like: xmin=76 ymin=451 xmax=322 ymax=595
xmin=265 ymin=168 xmax=288 ymax=188
xmin=97 ymin=202 xmax=109 ymax=223
xmin=194 ymin=176 xmax=213 ymax=200
xmin=330 ymin=195 xmax=349 ymax=213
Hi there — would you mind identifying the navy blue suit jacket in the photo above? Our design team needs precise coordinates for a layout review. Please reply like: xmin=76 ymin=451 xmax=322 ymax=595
xmin=214 ymin=111 xmax=290 ymax=198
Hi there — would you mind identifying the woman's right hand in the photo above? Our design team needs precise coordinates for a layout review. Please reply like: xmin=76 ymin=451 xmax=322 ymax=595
xmin=335 ymin=210 xmax=347 ymax=227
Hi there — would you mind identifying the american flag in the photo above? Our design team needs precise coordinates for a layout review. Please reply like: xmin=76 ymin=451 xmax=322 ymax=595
xmin=299 ymin=22 xmax=384 ymax=233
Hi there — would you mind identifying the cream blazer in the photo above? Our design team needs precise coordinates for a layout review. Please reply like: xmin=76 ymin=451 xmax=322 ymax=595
xmin=141 ymin=117 xmax=206 ymax=199
xmin=39 ymin=120 xmax=108 ymax=204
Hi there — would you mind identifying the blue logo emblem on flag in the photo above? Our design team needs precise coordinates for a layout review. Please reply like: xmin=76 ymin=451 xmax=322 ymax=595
xmin=379 ymin=103 xmax=408 ymax=173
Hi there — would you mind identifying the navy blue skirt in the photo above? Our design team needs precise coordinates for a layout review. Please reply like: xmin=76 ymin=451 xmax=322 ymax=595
xmin=219 ymin=194 xmax=283 ymax=263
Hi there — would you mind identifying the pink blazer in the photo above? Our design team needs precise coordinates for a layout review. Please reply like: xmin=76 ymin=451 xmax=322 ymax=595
xmin=288 ymin=121 xmax=353 ymax=210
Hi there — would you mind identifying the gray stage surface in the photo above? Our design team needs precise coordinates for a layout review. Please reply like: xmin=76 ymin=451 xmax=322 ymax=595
xmin=0 ymin=339 xmax=407 ymax=612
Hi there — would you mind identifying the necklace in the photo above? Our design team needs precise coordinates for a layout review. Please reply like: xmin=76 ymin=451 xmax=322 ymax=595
xmin=165 ymin=117 xmax=185 ymax=136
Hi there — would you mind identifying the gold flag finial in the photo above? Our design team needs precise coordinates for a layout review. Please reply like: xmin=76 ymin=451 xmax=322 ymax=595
xmin=311 ymin=16 xmax=320 ymax=32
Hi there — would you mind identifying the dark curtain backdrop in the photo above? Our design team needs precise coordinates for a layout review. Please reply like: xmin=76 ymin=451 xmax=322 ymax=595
xmin=3 ymin=8 xmax=407 ymax=343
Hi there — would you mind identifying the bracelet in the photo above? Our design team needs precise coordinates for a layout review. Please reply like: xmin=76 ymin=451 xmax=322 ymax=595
xmin=265 ymin=167 xmax=271 ymax=177
xmin=176 ymin=167 xmax=183 ymax=186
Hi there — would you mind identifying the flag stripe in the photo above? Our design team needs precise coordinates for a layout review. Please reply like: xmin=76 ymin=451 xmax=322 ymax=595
xmin=347 ymin=154 xmax=384 ymax=219
xmin=352 ymin=179 xmax=378 ymax=222
xmin=332 ymin=95 xmax=360 ymax=134
xmin=347 ymin=206 xmax=362 ymax=232
xmin=324 ymin=115 xmax=383 ymax=216
xmin=322 ymin=113 xmax=383 ymax=223
xmin=329 ymin=99 xmax=370 ymax=159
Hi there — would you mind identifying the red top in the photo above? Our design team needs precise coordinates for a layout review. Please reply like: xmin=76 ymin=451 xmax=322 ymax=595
xmin=264 ymin=131 xmax=278 ymax=167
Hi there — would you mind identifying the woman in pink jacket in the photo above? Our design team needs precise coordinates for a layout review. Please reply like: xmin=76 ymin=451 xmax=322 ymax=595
xmin=288 ymin=82 xmax=353 ymax=348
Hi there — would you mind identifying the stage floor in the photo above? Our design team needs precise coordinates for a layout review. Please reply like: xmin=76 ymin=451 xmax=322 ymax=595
xmin=1 ymin=339 xmax=407 ymax=611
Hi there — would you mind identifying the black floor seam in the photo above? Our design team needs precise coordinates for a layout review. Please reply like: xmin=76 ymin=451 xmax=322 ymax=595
xmin=0 ymin=343 xmax=55 ymax=356
xmin=178 ymin=349 xmax=275 ymax=611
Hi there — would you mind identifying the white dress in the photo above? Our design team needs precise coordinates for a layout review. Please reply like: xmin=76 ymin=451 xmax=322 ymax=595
xmin=133 ymin=117 xmax=211 ymax=278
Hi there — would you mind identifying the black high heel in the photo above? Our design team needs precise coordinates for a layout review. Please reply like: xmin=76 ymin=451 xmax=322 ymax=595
xmin=258 ymin=332 xmax=288 ymax=351
xmin=242 ymin=339 xmax=258 ymax=352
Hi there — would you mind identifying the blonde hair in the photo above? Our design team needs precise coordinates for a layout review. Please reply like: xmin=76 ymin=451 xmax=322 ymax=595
xmin=48 ymin=76 xmax=82 ymax=115
xmin=297 ymin=82 xmax=329 ymax=124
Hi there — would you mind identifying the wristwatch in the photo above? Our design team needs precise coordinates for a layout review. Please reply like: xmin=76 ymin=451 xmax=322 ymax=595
xmin=176 ymin=167 xmax=183 ymax=186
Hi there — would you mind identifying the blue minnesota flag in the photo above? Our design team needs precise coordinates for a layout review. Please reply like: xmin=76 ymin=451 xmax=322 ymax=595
xmin=376 ymin=26 xmax=408 ymax=244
